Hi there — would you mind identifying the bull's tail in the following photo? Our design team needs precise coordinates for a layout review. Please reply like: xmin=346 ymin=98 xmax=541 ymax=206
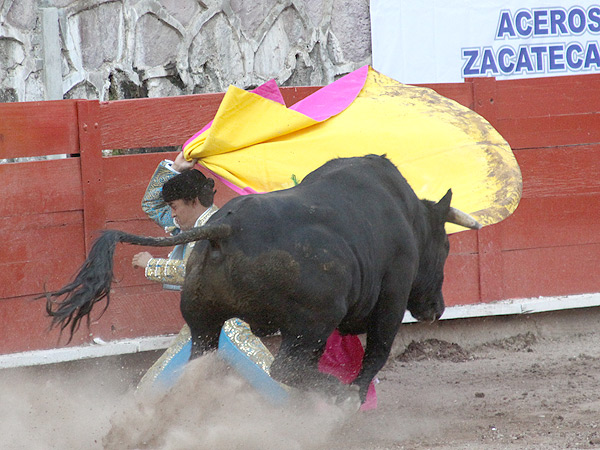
xmin=42 ymin=224 xmax=232 ymax=342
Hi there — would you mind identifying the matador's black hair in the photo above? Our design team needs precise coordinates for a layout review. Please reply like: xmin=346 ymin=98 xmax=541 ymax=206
xmin=162 ymin=169 xmax=216 ymax=207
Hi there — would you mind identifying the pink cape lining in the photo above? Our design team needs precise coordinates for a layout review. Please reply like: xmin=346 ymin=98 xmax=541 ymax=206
xmin=289 ymin=65 xmax=368 ymax=120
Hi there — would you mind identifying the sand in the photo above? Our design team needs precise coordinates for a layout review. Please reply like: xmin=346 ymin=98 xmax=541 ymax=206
xmin=3 ymin=309 xmax=600 ymax=449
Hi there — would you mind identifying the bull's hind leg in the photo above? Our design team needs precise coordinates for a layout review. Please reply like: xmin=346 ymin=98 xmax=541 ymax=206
xmin=180 ymin=282 xmax=228 ymax=359
xmin=188 ymin=322 xmax=222 ymax=359
xmin=182 ymin=303 xmax=224 ymax=359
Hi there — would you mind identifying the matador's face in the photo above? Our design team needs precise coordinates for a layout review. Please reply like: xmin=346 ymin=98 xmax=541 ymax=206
xmin=168 ymin=198 xmax=205 ymax=230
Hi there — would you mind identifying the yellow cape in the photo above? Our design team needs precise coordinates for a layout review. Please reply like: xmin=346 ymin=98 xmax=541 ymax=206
xmin=184 ymin=67 xmax=522 ymax=233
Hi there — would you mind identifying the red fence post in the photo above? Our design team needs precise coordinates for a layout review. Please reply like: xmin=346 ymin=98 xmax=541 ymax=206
xmin=77 ymin=100 xmax=106 ymax=253
xmin=470 ymin=77 xmax=505 ymax=302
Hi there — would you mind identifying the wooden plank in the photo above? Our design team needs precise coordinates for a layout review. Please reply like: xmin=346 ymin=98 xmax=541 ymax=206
xmin=515 ymin=144 xmax=600 ymax=198
xmin=468 ymin=78 xmax=505 ymax=302
xmin=99 ymin=87 xmax=321 ymax=150
xmin=494 ymin=73 xmax=600 ymax=119
xmin=443 ymin=253 xmax=480 ymax=306
xmin=0 ymin=212 xmax=84 ymax=262
xmin=477 ymin=224 xmax=505 ymax=302
xmin=502 ymin=243 xmax=600 ymax=299
xmin=0 ymin=285 xmax=181 ymax=355
xmin=496 ymin=194 xmax=600 ymax=251
xmin=78 ymin=100 xmax=107 ymax=253
xmin=0 ymin=158 xmax=82 ymax=218
xmin=0 ymin=100 xmax=80 ymax=159
xmin=99 ymin=94 xmax=225 ymax=149
xmin=88 ymin=286 xmax=182 ymax=341
xmin=102 ymin=152 xmax=179 ymax=221
xmin=471 ymin=76 xmax=498 ymax=124
xmin=0 ymin=212 xmax=85 ymax=298
xmin=497 ymin=113 xmax=600 ymax=150
xmin=460 ymin=75 xmax=600 ymax=149
xmin=448 ymin=229 xmax=479 ymax=254
xmin=285 ymin=81 xmax=473 ymax=111
xmin=421 ymin=81 xmax=474 ymax=109
xmin=0 ymin=296 xmax=91 ymax=354
xmin=1 ymin=256 xmax=85 ymax=299
xmin=280 ymin=86 xmax=321 ymax=107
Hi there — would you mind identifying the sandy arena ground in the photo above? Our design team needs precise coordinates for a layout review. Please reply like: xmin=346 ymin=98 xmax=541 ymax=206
xmin=2 ymin=306 xmax=600 ymax=449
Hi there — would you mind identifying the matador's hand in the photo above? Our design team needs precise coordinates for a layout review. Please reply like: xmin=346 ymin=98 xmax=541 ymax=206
xmin=172 ymin=151 xmax=197 ymax=172
xmin=132 ymin=251 xmax=153 ymax=268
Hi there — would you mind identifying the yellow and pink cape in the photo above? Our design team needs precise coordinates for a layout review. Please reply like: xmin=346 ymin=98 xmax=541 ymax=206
xmin=183 ymin=65 xmax=522 ymax=233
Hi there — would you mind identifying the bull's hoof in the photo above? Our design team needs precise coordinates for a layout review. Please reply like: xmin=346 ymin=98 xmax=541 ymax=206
xmin=334 ymin=384 xmax=361 ymax=413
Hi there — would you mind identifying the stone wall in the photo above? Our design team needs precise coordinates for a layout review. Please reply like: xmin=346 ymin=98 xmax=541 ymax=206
xmin=0 ymin=0 xmax=372 ymax=102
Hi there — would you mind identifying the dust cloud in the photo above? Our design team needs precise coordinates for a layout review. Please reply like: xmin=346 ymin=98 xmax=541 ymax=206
xmin=105 ymin=354 xmax=352 ymax=449
xmin=0 ymin=354 xmax=353 ymax=450
xmin=0 ymin=358 xmax=128 ymax=450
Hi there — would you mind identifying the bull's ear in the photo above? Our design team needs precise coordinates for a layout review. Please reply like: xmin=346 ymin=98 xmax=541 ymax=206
xmin=435 ymin=189 xmax=453 ymax=214
xmin=436 ymin=189 xmax=482 ymax=230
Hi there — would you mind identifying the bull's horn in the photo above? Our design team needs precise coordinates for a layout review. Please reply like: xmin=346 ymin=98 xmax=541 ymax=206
xmin=446 ymin=207 xmax=482 ymax=230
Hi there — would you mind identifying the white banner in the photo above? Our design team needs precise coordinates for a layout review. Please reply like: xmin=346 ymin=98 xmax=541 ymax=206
xmin=370 ymin=0 xmax=600 ymax=83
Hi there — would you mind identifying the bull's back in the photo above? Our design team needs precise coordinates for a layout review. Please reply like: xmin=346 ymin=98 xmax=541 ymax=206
xmin=297 ymin=155 xmax=421 ymax=247
xmin=205 ymin=156 xmax=422 ymax=315
xmin=213 ymin=155 xmax=419 ymax=256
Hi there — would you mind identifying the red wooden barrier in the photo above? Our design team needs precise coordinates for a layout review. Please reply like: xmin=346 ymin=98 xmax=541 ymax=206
xmin=1 ymin=75 xmax=599 ymax=355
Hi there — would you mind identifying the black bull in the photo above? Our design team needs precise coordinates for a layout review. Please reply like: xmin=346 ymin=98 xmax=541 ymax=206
xmin=45 ymin=155 xmax=481 ymax=403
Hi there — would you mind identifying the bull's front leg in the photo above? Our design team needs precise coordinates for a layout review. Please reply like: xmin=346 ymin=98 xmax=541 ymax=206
xmin=270 ymin=333 xmax=359 ymax=407
xmin=269 ymin=336 xmax=325 ymax=387
xmin=353 ymin=281 xmax=410 ymax=403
